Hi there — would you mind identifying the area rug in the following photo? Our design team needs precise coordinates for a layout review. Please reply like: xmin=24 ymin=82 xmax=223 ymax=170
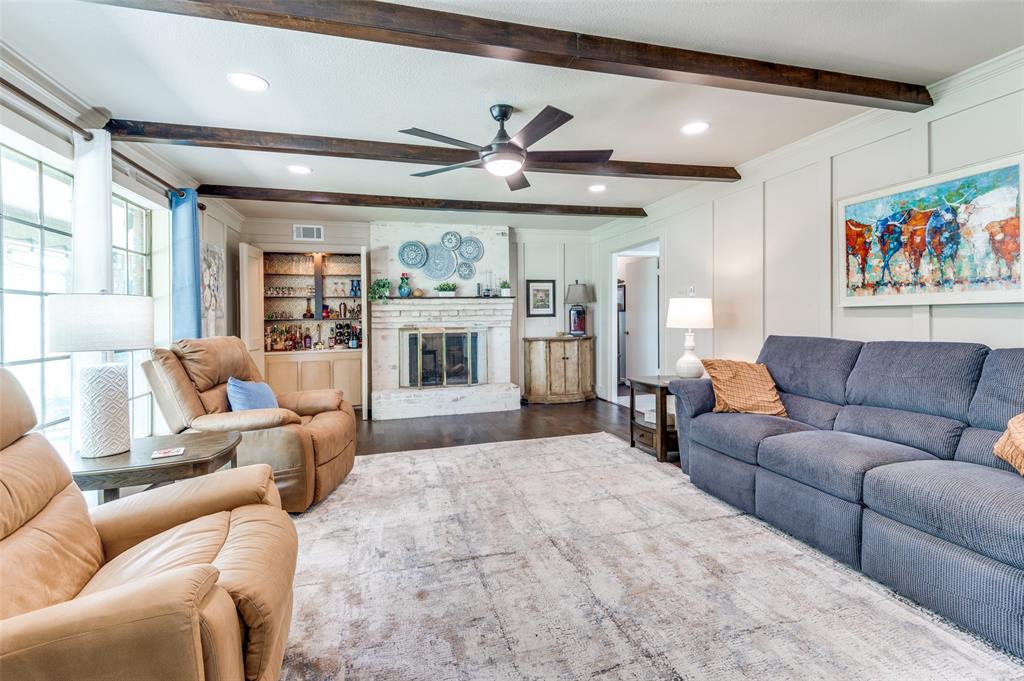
xmin=282 ymin=432 xmax=1023 ymax=680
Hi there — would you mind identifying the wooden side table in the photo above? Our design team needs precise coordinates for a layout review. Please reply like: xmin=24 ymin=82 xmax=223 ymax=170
xmin=628 ymin=375 xmax=679 ymax=463
xmin=70 ymin=431 xmax=242 ymax=503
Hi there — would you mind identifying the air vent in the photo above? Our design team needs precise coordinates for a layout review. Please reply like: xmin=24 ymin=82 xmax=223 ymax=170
xmin=292 ymin=224 xmax=324 ymax=242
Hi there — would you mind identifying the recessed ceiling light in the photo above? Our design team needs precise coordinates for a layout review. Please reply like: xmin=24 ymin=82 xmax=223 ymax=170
xmin=226 ymin=72 xmax=269 ymax=92
xmin=589 ymin=184 xmax=607 ymax=193
xmin=287 ymin=165 xmax=312 ymax=175
xmin=681 ymin=121 xmax=710 ymax=135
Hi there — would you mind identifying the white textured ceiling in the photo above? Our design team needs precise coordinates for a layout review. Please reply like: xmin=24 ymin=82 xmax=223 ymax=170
xmin=1 ymin=1 xmax=1021 ymax=228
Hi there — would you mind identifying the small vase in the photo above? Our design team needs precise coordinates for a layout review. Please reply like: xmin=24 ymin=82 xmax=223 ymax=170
xmin=350 ymin=279 xmax=361 ymax=297
xmin=398 ymin=275 xmax=411 ymax=298
xmin=500 ymin=287 xmax=511 ymax=297
xmin=438 ymin=290 xmax=456 ymax=298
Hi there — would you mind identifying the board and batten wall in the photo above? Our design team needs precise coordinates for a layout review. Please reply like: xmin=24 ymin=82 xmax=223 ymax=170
xmin=590 ymin=47 xmax=1024 ymax=401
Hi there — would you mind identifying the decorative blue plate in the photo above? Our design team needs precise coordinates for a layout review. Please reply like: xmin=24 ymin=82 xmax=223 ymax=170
xmin=458 ymin=236 xmax=484 ymax=263
xmin=398 ymin=240 xmax=428 ymax=269
xmin=456 ymin=261 xmax=476 ymax=280
xmin=423 ymin=243 xmax=457 ymax=280
xmin=440 ymin=230 xmax=462 ymax=250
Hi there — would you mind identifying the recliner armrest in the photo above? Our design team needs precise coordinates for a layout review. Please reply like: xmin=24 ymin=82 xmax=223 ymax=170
xmin=91 ymin=464 xmax=281 ymax=559
xmin=0 ymin=565 xmax=219 ymax=681
xmin=190 ymin=408 xmax=301 ymax=432
xmin=669 ymin=378 xmax=716 ymax=418
xmin=275 ymin=389 xmax=343 ymax=416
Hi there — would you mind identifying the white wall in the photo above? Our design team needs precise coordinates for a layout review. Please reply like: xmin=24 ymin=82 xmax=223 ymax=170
xmin=591 ymin=48 xmax=1024 ymax=400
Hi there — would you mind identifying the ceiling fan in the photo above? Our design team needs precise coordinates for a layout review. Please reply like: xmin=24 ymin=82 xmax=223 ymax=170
xmin=399 ymin=104 xmax=613 ymax=191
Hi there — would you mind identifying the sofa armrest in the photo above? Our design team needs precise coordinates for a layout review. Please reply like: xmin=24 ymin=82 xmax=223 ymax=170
xmin=669 ymin=378 xmax=715 ymax=418
xmin=91 ymin=464 xmax=281 ymax=559
xmin=190 ymin=408 xmax=301 ymax=432
xmin=275 ymin=389 xmax=343 ymax=416
xmin=0 ymin=565 xmax=219 ymax=681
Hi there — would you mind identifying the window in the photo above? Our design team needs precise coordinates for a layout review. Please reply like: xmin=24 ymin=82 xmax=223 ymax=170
xmin=112 ymin=194 xmax=154 ymax=438
xmin=0 ymin=145 xmax=73 ymax=453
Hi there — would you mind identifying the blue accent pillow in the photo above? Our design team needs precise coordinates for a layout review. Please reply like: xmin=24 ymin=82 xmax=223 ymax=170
xmin=226 ymin=376 xmax=278 ymax=411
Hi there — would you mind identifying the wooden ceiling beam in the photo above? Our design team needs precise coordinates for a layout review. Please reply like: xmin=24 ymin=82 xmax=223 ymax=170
xmin=104 ymin=119 xmax=740 ymax=182
xmin=196 ymin=184 xmax=648 ymax=217
xmin=89 ymin=0 xmax=933 ymax=111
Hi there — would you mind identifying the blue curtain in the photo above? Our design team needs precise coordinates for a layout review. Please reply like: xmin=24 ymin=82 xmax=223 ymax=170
xmin=169 ymin=188 xmax=201 ymax=340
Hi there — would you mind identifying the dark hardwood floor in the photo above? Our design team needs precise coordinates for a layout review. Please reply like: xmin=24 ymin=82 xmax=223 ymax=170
xmin=356 ymin=399 xmax=633 ymax=455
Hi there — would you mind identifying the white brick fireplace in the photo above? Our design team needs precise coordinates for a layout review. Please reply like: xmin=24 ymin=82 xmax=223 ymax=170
xmin=370 ymin=298 xmax=520 ymax=420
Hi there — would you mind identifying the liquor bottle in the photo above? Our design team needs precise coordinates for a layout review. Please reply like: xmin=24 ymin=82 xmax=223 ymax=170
xmin=303 ymin=298 xmax=314 ymax=319
xmin=349 ymin=324 xmax=359 ymax=349
xmin=303 ymin=326 xmax=312 ymax=350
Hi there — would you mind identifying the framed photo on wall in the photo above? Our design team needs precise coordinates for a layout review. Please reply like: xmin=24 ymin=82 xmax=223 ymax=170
xmin=526 ymin=279 xmax=556 ymax=317
xmin=836 ymin=154 xmax=1022 ymax=307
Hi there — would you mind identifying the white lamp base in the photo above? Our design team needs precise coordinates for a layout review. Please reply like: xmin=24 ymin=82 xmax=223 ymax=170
xmin=674 ymin=330 xmax=705 ymax=378
xmin=79 ymin=362 xmax=131 ymax=458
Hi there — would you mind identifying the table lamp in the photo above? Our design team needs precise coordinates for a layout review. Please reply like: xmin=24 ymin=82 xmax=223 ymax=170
xmin=47 ymin=293 xmax=154 ymax=457
xmin=665 ymin=292 xmax=713 ymax=378
xmin=565 ymin=280 xmax=595 ymax=336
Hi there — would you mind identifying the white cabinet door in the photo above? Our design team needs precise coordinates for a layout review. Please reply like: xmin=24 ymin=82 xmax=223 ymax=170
xmin=239 ymin=242 xmax=265 ymax=372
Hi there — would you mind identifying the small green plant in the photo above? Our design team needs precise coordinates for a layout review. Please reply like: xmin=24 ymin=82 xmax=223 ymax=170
xmin=369 ymin=278 xmax=392 ymax=302
xmin=499 ymin=279 xmax=511 ymax=289
xmin=435 ymin=282 xmax=457 ymax=292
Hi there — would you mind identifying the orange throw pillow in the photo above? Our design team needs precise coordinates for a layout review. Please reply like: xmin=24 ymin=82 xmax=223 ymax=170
xmin=994 ymin=412 xmax=1024 ymax=475
xmin=701 ymin=359 xmax=788 ymax=417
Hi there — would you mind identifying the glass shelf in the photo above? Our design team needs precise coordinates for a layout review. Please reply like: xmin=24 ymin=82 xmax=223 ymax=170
xmin=264 ymin=295 xmax=316 ymax=299
xmin=265 ymin=318 xmax=362 ymax=323
xmin=264 ymin=272 xmax=314 ymax=277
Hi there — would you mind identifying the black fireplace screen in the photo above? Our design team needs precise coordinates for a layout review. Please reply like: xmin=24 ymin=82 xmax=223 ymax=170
xmin=404 ymin=330 xmax=483 ymax=387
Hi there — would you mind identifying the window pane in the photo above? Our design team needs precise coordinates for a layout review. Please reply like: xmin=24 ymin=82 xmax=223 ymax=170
xmin=3 ymin=220 xmax=41 ymax=291
xmin=111 ymin=249 xmax=127 ymax=294
xmin=111 ymin=197 xmax=127 ymax=248
xmin=132 ymin=395 xmax=152 ymax=438
xmin=43 ymin=421 xmax=71 ymax=458
xmin=113 ymin=350 xmax=132 ymax=393
xmin=131 ymin=349 xmax=150 ymax=398
xmin=6 ymin=362 xmax=41 ymax=421
xmin=44 ymin=358 xmax=71 ymax=423
xmin=127 ymin=204 xmax=147 ymax=252
xmin=1 ymin=147 xmax=40 ymax=223
xmin=43 ymin=231 xmax=72 ymax=293
xmin=3 ymin=293 xmax=42 ymax=362
xmin=128 ymin=252 xmax=147 ymax=295
xmin=42 ymin=167 xmax=72 ymax=232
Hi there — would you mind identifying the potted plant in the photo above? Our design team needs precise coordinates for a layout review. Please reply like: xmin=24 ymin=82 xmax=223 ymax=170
xmin=369 ymin=278 xmax=392 ymax=303
xmin=435 ymin=282 xmax=457 ymax=298
xmin=499 ymin=279 xmax=512 ymax=297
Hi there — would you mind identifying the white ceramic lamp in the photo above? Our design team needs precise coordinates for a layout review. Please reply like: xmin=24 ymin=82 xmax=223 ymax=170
xmin=47 ymin=293 xmax=154 ymax=458
xmin=665 ymin=295 xmax=714 ymax=378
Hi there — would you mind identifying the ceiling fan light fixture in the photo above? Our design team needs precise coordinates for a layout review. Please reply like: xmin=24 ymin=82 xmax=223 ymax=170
xmin=482 ymin=151 xmax=524 ymax=177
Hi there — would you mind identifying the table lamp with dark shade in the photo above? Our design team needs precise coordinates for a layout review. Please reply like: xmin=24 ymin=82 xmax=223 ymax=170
xmin=46 ymin=293 xmax=154 ymax=457
xmin=565 ymin=281 xmax=595 ymax=336
xmin=665 ymin=292 xmax=714 ymax=378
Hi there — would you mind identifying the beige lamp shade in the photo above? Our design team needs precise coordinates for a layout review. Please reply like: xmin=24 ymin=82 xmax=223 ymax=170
xmin=565 ymin=282 xmax=595 ymax=304
xmin=666 ymin=297 xmax=713 ymax=329
xmin=46 ymin=293 xmax=155 ymax=352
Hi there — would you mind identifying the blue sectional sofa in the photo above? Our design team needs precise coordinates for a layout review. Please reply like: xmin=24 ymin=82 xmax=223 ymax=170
xmin=669 ymin=335 xmax=1024 ymax=658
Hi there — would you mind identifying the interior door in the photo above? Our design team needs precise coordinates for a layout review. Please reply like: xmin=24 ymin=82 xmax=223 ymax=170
xmin=623 ymin=257 xmax=659 ymax=378
xmin=239 ymin=242 xmax=265 ymax=372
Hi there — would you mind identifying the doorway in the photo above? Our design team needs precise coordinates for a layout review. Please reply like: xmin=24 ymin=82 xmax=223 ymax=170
xmin=612 ymin=240 xmax=660 ymax=407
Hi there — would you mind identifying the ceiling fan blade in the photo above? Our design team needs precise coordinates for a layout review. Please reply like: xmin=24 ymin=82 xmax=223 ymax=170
xmin=505 ymin=171 xmax=531 ymax=191
xmin=527 ymin=149 xmax=613 ymax=164
xmin=399 ymin=127 xmax=483 ymax=151
xmin=511 ymin=105 xmax=573 ymax=149
xmin=411 ymin=158 xmax=484 ymax=177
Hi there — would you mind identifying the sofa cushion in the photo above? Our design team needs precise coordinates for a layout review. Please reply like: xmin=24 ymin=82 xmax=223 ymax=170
xmin=955 ymin=427 xmax=1018 ymax=473
xmin=779 ymin=392 xmax=842 ymax=430
xmin=227 ymin=377 xmax=279 ymax=411
xmin=756 ymin=335 xmax=863 ymax=404
xmin=759 ymin=431 xmax=934 ymax=503
xmin=303 ymin=409 xmax=356 ymax=466
xmin=690 ymin=412 xmax=814 ymax=465
xmin=845 ymin=340 xmax=988 ymax=421
xmin=968 ymin=348 xmax=1024 ymax=431
xmin=864 ymin=460 xmax=1024 ymax=570
xmin=833 ymin=405 xmax=965 ymax=460
xmin=172 ymin=336 xmax=263 ymax=393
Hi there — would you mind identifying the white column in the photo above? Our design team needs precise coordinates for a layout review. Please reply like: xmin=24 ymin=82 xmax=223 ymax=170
xmin=72 ymin=129 xmax=112 ymax=293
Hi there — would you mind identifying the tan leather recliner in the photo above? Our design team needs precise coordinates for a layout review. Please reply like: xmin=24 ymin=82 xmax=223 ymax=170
xmin=143 ymin=336 xmax=357 ymax=512
xmin=0 ymin=368 xmax=298 ymax=681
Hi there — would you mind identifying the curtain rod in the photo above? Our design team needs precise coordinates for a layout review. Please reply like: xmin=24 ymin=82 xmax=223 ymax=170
xmin=0 ymin=76 xmax=186 ymax=198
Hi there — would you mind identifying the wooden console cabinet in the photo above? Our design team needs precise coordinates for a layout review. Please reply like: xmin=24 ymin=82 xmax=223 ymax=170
xmin=523 ymin=336 xmax=595 ymax=404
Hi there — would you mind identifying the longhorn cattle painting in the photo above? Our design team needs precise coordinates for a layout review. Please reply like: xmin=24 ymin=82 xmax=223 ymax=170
xmin=837 ymin=157 xmax=1022 ymax=306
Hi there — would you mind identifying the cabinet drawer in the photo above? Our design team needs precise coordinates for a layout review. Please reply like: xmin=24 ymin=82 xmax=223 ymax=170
xmin=633 ymin=425 xmax=655 ymax=449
